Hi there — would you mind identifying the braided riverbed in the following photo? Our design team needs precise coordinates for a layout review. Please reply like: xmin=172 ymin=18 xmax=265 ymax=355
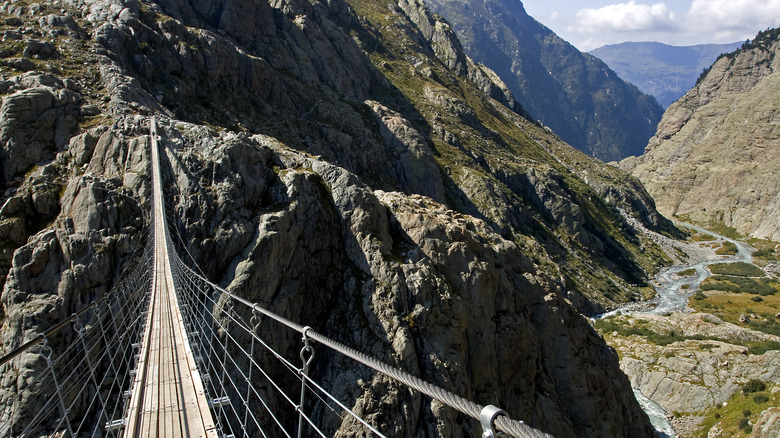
xmin=601 ymin=224 xmax=757 ymax=437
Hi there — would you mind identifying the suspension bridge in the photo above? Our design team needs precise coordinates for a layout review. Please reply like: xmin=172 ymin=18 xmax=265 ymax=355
xmin=0 ymin=117 xmax=551 ymax=438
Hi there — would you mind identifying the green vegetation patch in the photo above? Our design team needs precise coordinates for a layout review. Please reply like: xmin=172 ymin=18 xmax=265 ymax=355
xmin=692 ymin=290 xmax=707 ymax=300
xmin=750 ymin=239 xmax=780 ymax=262
xmin=691 ymin=232 xmax=716 ymax=242
xmin=700 ymin=276 xmax=778 ymax=296
xmin=692 ymin=381 xmax=779 ymax=437
xmin=678 ymin=268 xmax=697 ymax=277
xmin=743 ymin=379 xmax=767 ymax=394
xmin=594 ymin=317 xmax=706 ymax=346
xmin=689 ymin=290 xmax=780 ymax=338
xmin=716 ymin=241 xmax=738 ymax=255
xmin=753 ymin=247 xmax=780 ymax=261
xmin=709 ymin=262 xmax=765 ymax=277
xmin=748 ymin=340 xmax=780 ymax=355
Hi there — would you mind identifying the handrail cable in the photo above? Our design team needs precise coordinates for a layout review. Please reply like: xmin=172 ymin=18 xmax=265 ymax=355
xmin=173 ymin=255 xmax=551 ymax=438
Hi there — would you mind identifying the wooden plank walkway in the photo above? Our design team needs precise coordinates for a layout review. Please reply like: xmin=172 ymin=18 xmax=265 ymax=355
xmin=123 ymin=117 xmax=218 ymax=438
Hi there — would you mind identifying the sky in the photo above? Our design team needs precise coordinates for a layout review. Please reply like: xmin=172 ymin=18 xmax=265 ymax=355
xmin=521 ymin=0 xmax=780 ymax=52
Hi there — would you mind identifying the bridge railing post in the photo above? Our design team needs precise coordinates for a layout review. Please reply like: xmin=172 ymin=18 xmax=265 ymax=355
xmin=243 ymin=309 xmax=260 ymax=434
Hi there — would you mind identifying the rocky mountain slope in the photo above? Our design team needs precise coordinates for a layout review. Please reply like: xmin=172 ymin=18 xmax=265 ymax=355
xmin=622 ymin=29 xmax=780 ymax=241
xmin=424 ymin=0 xmax=664 ymax=162
xmin=0 ymin=0 xmax=678 ymax=435
xmin=590 ymin=41 xmax=743 ymax=108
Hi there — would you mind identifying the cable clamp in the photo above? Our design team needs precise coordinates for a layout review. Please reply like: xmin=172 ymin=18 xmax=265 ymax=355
xmin=480 ymin=405 xmax=507 ymax=438
xmin=299 ymin=326 xmax=315 ymax=374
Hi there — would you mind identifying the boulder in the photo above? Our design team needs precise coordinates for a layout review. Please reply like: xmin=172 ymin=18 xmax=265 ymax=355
xmin=0 ymin=85 xmax=80 ymax=183
xmin=752 ymin=407 xmax=780 ymax=438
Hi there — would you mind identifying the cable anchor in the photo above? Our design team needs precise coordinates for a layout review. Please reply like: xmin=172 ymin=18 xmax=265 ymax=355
xmin=299 ymin=326 xmax=315 ymax=374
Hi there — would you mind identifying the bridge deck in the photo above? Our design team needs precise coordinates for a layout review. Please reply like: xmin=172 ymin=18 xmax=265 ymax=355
xmin=123 ymin=117 xmax=217 ymax=438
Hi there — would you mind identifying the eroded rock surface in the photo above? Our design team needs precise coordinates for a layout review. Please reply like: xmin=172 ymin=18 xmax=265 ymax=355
xmin=606 ymin=312 xmax=780 ymax=414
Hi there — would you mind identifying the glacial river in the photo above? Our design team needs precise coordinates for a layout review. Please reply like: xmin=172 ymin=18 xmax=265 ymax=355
xmin=601 ymin=224 xmax=754 ymax=319
xmin=647 ymin=224 xmax=753 ymax=315
xmin=603 ymin=224 xmax=754 ymax=437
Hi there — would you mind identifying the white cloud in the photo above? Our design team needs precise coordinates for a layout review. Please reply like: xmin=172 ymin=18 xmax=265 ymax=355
xmin=573 ymin=1 xmax=677 ymax=35
xmin=556 ymin=0 xmax=780 ymax=51
xmin=688 ymin=0 xmax=780 ymax=33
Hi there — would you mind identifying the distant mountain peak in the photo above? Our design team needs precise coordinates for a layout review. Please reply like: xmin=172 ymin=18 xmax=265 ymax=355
xmin=589 ymin=40 xmax=743 ymax=108
xmin=623 ymin=28 xmax=780 ymax=241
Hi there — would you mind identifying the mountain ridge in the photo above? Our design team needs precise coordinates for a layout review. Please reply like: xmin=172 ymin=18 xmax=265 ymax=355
xmin=622 ymin=28 xmax=780 ymax=241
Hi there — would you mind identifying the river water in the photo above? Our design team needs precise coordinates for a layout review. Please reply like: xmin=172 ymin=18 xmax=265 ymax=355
xmin=601 ymin=224 xmax=754 ymax=319
xmin=634 ymin=389 xmax=676 ymax=438
xmin=648 ymin=224 xmax=753 ymax=315
xmin=601 ymin=224 xmax=755 ymax=436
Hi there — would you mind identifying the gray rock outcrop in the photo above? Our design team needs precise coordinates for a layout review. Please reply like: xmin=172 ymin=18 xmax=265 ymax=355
xmin=0 ymin=73 xmax=81 ymax=184
xmin=608 ymin=313 xmax=780 ymax=413
xmin=753 ymin=407 xmax=780 ymax=438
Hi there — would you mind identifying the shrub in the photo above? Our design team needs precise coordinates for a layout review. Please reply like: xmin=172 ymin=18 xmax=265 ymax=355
xmin=743 ymin=379 xmax=766 ymax=394
xmin=754 ymin=393 xmax=769 ymax=404
xmin=692 ymin=291 xmax=707 ymax=300
xmin=743 ymin=409 xmax=752 ymax=417
xmin=753 ymin=247 xmax=780 ymax=261
xmin=751 ymin=296 xmax=764 ymax=302
xmin=749 ymin=341 xmax=780 ymax=355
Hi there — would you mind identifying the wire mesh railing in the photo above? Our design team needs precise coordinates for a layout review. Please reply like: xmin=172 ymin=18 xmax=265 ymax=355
xmin=165 ymin=230 xmax=550 ymax=438
xmin=167 ymin=236 xmax=387 ymax=437
xmin=0 ymin=232 xmax=154 ymax=438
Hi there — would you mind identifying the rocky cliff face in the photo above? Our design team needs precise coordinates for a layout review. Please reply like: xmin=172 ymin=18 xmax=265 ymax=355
xmin=622 ymin=29 xmax=780 ymax=241
xmin=424 ymin=0 xmax=664 ymax=162
xmin=0 ymin=0 xmax=671 ymax=436
xmin=601 ymin=311 xmax=780 ymax=437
